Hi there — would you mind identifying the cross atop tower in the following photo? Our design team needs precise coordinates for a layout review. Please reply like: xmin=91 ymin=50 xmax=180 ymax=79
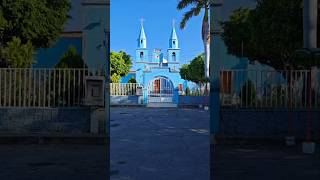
xmin=140 ymin=18 xmax=145 ymax=27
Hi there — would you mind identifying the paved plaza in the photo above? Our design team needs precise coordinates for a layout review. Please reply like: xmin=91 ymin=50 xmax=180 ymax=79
xmin=110 ymin=107 xmax=210 ymax=180
xmin=0 ymin=144 xmax=108 ymax=180
xmin=213 ymin=144 xmax=320 ymax=180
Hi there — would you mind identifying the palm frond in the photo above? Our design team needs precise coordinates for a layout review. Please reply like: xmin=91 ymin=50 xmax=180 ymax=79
xmin=177 ymin=0 xmax=199 ymax=10
xmin=179 ymin=3 xmax=203 ymax=29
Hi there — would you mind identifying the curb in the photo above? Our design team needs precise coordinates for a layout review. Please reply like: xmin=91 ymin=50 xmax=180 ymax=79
xmin=214 ymin=136 xmax=320 ymax=146
xmin=0 ymin=134 xmax=109 ymax=145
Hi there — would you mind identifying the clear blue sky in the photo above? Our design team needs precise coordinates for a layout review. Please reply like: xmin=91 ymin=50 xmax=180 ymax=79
xmin=111 ymin=0 xmax=205 ymax=65
xmin=110 ymin=0 xmax=256 ymax=66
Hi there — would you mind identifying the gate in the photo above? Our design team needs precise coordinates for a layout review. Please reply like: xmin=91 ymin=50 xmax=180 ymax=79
xmin=148 ymin=76 xmax=174 ymax=103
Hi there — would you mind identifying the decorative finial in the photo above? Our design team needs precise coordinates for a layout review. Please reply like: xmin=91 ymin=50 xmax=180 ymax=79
xmin=140 ymin=18 xmax=145 ymax=27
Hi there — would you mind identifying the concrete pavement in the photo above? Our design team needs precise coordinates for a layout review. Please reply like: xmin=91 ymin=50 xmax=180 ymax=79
xmin=110 ymin=107 xmax=210 ymax=180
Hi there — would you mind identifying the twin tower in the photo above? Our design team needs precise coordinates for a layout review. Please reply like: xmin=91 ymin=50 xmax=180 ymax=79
xmin=135 ymin=21 xmax=180 ymax=66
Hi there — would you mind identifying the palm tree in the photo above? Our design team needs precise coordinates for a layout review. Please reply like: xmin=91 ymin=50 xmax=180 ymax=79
xmin=177 ymin=0 xmax=211 ymax=78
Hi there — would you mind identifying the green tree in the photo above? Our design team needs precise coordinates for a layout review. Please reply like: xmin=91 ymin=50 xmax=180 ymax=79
xmin=0 ymin=37 xmax=34 ymax=68
xmin=180 ymin=54 xmax=208 ymax=84
xmin=0 ymin=0 xmax=71 ymax=67
xmin=222 ymin=0 xmax=320 ymax=70
xmin=55 ymin=46 xmax=87 ymax=69
xmin=177 ymin=0 xmax=211 ymax=77
xmin=110 ymin=51 xmax=132 ymax=83
xmin=0 ymin=0 xmax=71 ymax=48
xmin=0 ymin=11 xmax=7 ymax=40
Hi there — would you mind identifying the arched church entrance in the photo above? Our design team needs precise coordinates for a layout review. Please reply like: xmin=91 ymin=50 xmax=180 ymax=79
xmin=147 ymin=76 xmax=174 ymax=103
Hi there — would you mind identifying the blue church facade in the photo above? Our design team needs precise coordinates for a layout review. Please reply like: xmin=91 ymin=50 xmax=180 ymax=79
xmin=126 ymin=22 xmax=186 ymax=105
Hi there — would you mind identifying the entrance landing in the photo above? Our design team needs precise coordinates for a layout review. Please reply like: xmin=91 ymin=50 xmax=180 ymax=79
xmin=146 ymin=102 xmax=178 ymax=108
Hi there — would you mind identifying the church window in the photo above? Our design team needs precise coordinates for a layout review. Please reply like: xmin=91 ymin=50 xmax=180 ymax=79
xmin=140 ymin=52 xmax=144 ymax=59
xmin=172 ymin=52 xmax=176 ymax=61
xmin=173 ymin=41 xmax=175 ymax=45
xmin=141 ymin=40 xmax=143 ymax=44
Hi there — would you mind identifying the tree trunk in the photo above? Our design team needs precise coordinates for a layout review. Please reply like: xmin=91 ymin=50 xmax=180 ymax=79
xmin=204 ymin=40 xmax=210 ymax=78
xmin=202 ymin=6 xmax=210 ymax=78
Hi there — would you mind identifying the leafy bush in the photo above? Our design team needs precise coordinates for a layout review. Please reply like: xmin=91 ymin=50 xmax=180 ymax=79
xmin=0 ymin=37 xmax=34 ymax=68
xmin=55 ymin=46 xmax=87 ymax=69
xmin=52 ymin=47 xmax=87 ymax=106
xmin=128 ymin=77 xmax=137 ymax=83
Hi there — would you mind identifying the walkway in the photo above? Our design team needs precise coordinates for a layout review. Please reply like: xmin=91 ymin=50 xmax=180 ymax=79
xmin=110 ymin=107 xmax=210 ymax=180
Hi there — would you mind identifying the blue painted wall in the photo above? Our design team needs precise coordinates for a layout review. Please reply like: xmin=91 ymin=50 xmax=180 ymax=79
xmin=82 ymin=2 xmax=108 ymax=69
xmin=34 ymin=37 xmax=82 ymax=68
xmin=33 ymin=0 xmax=108 ymax=70
xmin=121 ymin=72 xmax=136 ymax=83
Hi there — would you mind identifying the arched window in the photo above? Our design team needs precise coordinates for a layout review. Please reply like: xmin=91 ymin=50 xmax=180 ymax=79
xmin=173 ymin=41 xmax=176 ymax=45
xmin=141 ymin=40 xmax=143 ymax=44
xmin=140 ymin=52 xmax=144 ymax=59
xmin=172 ymin=52 xmax=176 ymax=61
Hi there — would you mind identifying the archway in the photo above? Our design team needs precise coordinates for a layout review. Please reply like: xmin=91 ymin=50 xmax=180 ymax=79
xmin=147 ymin=76 xmax=174 ymax=103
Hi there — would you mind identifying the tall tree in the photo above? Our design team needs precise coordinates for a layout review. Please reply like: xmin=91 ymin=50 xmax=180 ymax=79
xmin=110 ymin=51 xmax=132 ymax=83
xmin=0 ymin=0 xmax=71 ymax=67
xmin=180 ymin=54 xmax=208 ymax=84
xmin=0 ymin=0 xmax=71 ymax=48
xmin=177 ymin=0 xmax=211 ymax=77
xmin=222 ymin=0 xmax=320 ymax=70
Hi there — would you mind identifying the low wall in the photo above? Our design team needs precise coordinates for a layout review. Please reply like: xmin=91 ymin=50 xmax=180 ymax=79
xmin=178 ymin=96 xmax=209 ymax=106
xmin=220 ymin=109 xmax=320 ymax=140
xmin=110 ymin=95 xmax=144 ymax=105
xmin=0 ymin=107 xmax=99 ymax=135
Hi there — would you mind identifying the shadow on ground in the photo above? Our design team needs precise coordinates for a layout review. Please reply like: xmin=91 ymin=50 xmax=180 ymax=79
xmin=0 ymin=144 xmax=108 ymax=180
xmin=212 ymin=144 xmax=320 ymax=180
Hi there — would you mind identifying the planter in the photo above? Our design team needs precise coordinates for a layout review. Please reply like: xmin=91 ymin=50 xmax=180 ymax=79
xmin=302 ymin=142 xmax=316 ymax=154
xmin=285 ymin=136 xmax=296 ymax=146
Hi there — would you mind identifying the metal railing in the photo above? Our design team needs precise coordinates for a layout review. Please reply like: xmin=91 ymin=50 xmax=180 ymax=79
xmin=182 ymin=84 xmax=210 ymax=96
xmin=220 ymin=69 xmax=320 ymax=109
xmin=110 ymin=83 xmax=143 ymax=96
xmin=0 ymin=68 xmax=104 ymax=108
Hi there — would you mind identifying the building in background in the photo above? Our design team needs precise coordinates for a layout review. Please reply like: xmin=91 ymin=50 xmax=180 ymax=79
xmin=34 ymin=0 xmax=108 ymax=70
xmin=121 ymin=22 xmax=186 ymax=105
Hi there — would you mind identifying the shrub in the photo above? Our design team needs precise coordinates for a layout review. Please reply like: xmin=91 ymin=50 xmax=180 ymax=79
xmin=128 ymin=77 xmax=137 ymax=83
xmin=0 ymin=37 xmax=34 ymax=68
